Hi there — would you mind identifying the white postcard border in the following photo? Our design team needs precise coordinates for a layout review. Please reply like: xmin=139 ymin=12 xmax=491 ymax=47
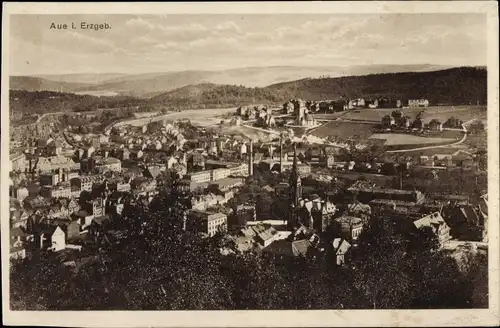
xmin=1 ymin=2 xmax=498 ymax=327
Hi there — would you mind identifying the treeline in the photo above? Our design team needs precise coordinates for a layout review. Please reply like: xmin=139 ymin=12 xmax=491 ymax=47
xmin=10 ymin=67 xmax=488 ymax=114
xmin=150 ymin=83 xmax=283 ymax=109
xmin=144 ymin=67 xmax=488 ymax=108
xmin=266 ymin=67 xmax=487 ymax=105
xmin=9 ymin=90 xmax=146 ymax=114
xmin=10 ymin=180 xmax=487 ymax=310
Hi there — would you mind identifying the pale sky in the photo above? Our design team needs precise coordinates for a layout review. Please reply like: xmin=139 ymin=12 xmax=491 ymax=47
xmin=10 ymin=14 xmax=487 ymax=75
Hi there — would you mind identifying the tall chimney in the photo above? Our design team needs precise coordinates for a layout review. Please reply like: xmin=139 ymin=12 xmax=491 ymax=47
xmin=248 ymin=140 xmax=253 ymax=177
xmin=400 ymin=168 xmax=403 ymax=190
xmin=182 ymin=212 xmax=187 ymax=231
xmin=279 ymin=137 xmax=283 ymax=173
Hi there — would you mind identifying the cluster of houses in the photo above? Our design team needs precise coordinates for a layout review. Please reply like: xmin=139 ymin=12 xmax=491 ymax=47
xmin=216 ymin=144 xmax=485 ymax=264
xmin=9 ymin=119 xmax=264 ymax=260
xmin=9 ymin=106 xmax=487 ymax=273
xmin=313 ymin=98 xmax=430 ymax=113
xmin=10 ymin=117 xmax=341 ymax=261
xmin=379 ymin=111 xmax=478 ymax=135
xmin=235 ymin=99 xmax=320 ymax=128
xmin=234 ymin=97 xmax=432 ymax=133
xmin=285 ymin=99 xmax=319 ymax=127
xmin=247 ymin=178 xmax=484 ymax=265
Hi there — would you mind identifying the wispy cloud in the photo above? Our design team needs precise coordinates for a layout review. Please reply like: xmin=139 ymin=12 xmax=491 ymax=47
xmin=9 ymin=13 xmax=486 ymax=75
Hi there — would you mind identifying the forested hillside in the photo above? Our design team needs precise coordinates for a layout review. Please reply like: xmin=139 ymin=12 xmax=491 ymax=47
xmin=10 ymin=67 xmax=488 ymax=114
xmin=9 ymin=90 xmax=146 ymax=114
xmin=150 ymin=83 xmax=282 ymax=108
xmin=266 ymin=67 xmax=487 ymax=105
xmin=10 ymin=76 xmax=92 ymax=93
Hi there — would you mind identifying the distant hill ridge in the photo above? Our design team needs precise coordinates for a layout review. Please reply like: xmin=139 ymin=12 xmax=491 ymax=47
xmin=34 ymin=73 xmax=127 ymax=85
xmin=11 ymin=64 xmax=454 ymax=97
xmin=10 ymin=67 xmax=487 ymax=113
xmin=9 ymin=76 xmax=92 ymax=93
xmin=150 ymin=67 xmax=487 ymax=108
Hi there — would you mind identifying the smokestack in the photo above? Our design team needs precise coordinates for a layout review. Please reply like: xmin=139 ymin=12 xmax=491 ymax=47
xmin=279 ymin=137 xmax=283 ymax=173
xmin=182 ymin=212 xmax=187 ymax=231
xmin=248 ymin=140 xmax=253 ymax=177
xmin=399 ymin=167 xmax=403 ymax=190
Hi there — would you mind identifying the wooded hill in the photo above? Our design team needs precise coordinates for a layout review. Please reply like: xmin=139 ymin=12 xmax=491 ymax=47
xmin=10 ymin=67 xmax=487 ymax=114
xmin=9 ymin=76 xmax=92 ymax=93
xmin=265 ymin=67 xmax=487 ymax=104
xmin=150 ymin=67 xmax=487 ymax=108
xmin=149 ymin=83 xmax=282 ymax=108
xmin=13 ymin=64 xmax=451 ymax=97
xmin=9 ymin=90 xmax=146 ymax=114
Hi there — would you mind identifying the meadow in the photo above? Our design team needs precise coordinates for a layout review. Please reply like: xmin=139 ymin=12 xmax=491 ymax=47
xmin=341 ymin=105 xmax=486 ymax=124
xmin=114 ymin=107 xmax=237 ymax=128
xmin=309 ymin=121 xmax=377 ymax=140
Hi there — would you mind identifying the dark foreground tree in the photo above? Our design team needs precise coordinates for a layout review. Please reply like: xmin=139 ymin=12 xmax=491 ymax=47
xmin=10 ymin=179 xmax=484 ymax=310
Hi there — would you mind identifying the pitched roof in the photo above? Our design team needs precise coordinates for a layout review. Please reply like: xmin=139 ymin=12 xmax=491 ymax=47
xmin=262 ymin=239 xmax=295 ymax=257
xmin=146 ymin=165 xmax=163 ymax=179
xmin=332 ymin=238 xmax=351 ymax=255
xmin=73 ymin=209 xmax=90 ymax=218
xmin=92 ymin=215 xmax=110 ymax=226
xmin=262 ymin=185 xmax=275 ymax=193
xmin=11 ymin=227 xmax=26 ymax=238
xmin=347 ymin=202 xmax=371 ymax=214
xmin=479 ymin=195 xmax=488 ymax=215
xmin=255 ymin=226 xmax=278 ymax=242
xmin=42 ymin=225 xmax=63 ymax=236
xmin=240 ymin=226 xmax=257 ymax=238
xmin=460 ymin=206 xmax=481 ymax=225
xmin=335 ymin=215 xmax=363 ymax=226
xmin=53 ymin=218 xmax=78 ymax=226
xmin=413 ymin=212 xmax=446 ymax=231
xmin=291 ymin=239 xmax=312 ymax=256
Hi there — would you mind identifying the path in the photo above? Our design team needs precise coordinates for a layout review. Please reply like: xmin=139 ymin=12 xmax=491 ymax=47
xmin=384 ymin=118 xmax=480 ymax=153
xmin=386 ymin=130 xmax=467 ymax=153
xmin=35 ymin=107 xmax=122 ymax=124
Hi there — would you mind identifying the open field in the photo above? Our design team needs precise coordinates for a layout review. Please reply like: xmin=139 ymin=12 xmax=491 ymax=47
xmin=341 ymin=105 xmax=486 ymax=123
xmin=313 ymin=112 xmax=349 ymax=120
xmin=309 ymin=121 xmax=377 ymax=140
xmin=114 ymin=107 xmax=236 ymax=128
xmin=369 ymin=133 xmax=455 ymax=146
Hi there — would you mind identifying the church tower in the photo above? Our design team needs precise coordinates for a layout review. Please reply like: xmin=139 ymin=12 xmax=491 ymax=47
xmin=287 ymin=143 xmax=302 ymax=230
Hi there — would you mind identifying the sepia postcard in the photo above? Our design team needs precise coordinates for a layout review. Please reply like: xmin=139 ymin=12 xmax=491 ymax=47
xmin=1 ymin=1 xmax=499 ymax=327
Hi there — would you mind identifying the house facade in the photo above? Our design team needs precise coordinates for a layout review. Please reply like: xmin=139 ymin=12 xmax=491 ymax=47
xmin=408 ymin=99 xmax=429 ymax=108
xmin=39 ymin=226 xmax=66 ymax=252
xmin=413 ymin=212 xmax=451 ymax=247
xmin=332 ymin=238 xmax=351 ymax=266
